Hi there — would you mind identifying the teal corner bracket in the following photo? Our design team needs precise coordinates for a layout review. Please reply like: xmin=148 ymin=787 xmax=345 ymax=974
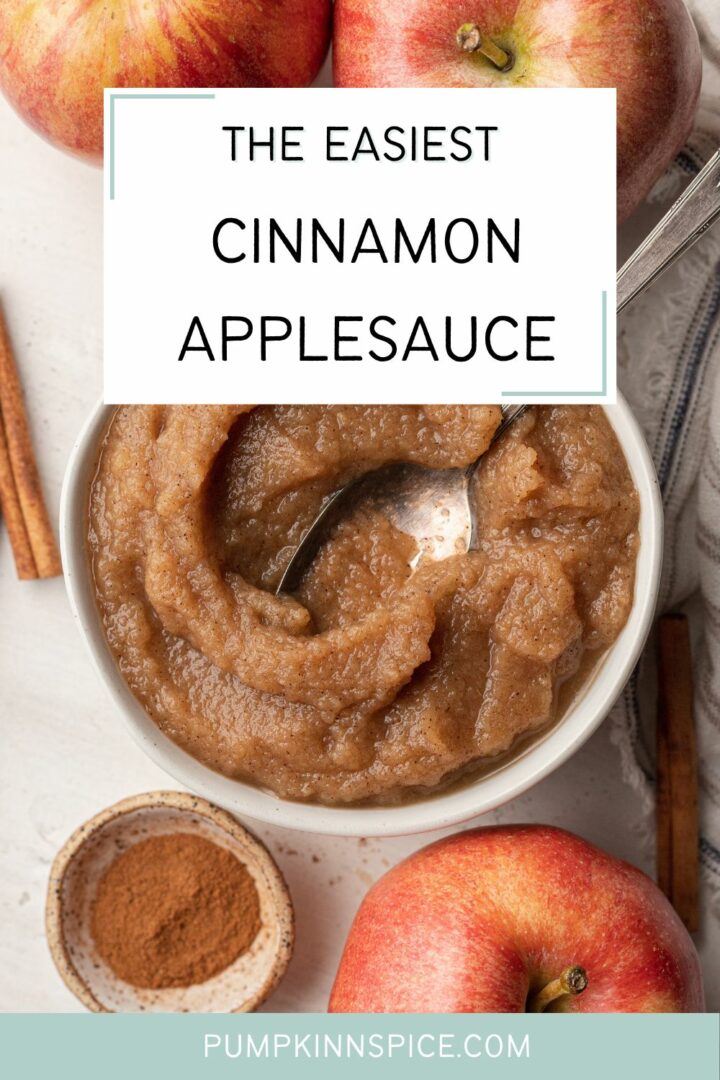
xmin=502 ymin=289 xmax=609 ymax=399
xmin=108 ymin=92 xmax=216 ymax=201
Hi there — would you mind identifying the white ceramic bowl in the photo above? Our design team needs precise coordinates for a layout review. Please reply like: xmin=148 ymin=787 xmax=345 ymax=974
xmin=60 ymin=400 xmax=662 ymax=837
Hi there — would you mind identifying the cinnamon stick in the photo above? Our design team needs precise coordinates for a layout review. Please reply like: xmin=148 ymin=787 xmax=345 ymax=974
xmin=656 ymin=613 xmax=699 ymax=932
xmin=0 ymin=301 xmax=61 ymax=579
xmin=656 ymin=659 xmax=673 ymax=900
xmin=0 ymin=412 xmax=37 ymax=579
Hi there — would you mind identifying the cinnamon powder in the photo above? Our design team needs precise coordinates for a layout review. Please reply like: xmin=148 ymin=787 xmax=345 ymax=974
xmin=91 ymin=832 xmax=262 ymax=989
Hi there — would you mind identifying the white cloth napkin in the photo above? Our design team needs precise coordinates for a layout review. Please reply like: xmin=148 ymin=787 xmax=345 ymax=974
xmin=614 ymin=0 xmax=720 ymax=929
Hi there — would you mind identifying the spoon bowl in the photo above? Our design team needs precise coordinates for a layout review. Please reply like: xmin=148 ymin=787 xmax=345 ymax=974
xmin=277 ymin=404 xmax=526 ymax=594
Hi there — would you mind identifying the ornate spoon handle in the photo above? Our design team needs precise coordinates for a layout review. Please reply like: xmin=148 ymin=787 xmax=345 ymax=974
xmin=617 ymin=150 xmax=720 ymax=313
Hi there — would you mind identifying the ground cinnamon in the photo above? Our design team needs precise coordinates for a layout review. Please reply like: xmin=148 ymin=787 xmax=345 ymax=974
xmin=91 ymin=832 xmax=262 ymax=989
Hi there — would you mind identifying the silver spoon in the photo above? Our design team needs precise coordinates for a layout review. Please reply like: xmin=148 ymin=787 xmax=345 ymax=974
xmin=277 ymin=150 xmax=720 ymax=596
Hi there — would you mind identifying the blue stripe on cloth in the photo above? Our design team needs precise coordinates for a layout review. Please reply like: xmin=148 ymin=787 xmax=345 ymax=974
xmin=675 ymin=151 xmax=702 ymax=177
xmin=658 ymin=262 xmax=720 ymax=491
xmin=700 ymin=836 xmax=720 ymax=882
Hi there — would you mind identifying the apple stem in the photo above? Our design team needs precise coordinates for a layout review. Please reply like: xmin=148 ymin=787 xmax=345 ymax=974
xmin=528 ymin=966 xmax=588 ymax=1012
xmin=456 ymin=23 xmax=513 ymax=71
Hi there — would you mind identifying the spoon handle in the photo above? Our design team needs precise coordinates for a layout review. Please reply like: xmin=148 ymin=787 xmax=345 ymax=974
xmin=617 ymin=150 xmax=720 ymax=313
xmin=497 ymin=403 xmax=528 ymax=429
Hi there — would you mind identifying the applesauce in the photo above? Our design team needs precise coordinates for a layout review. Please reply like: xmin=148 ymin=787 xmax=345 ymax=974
xmin=88 ymin=405 xmax=639 ymax=805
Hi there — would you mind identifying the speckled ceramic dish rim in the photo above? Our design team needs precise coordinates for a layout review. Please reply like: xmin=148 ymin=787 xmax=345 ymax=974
xmin=46 ymin=790 xmax=294 ymax=1012
xmin=60 ymin=399 xmax=663 ymax=838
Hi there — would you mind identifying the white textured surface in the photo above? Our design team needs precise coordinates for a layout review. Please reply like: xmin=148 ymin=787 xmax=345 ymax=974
xmin=0 ymin=81 xmax=717 ymax=1013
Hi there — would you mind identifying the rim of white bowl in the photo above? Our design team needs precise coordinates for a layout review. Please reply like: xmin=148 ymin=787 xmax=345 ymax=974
xmin=60 ymin=399 xmax=663 ymax=838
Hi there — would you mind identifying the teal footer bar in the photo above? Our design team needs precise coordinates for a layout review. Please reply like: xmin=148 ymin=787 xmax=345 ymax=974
xmin=1 ymin=1014 xmax=718 ymax=1080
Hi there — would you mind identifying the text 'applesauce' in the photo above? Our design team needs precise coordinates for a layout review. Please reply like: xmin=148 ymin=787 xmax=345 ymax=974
xmin=88 ymin=405 xmax=639 ymax=805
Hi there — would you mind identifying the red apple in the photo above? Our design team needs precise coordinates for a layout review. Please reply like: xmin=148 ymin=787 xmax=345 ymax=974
xmin=0 ymin=0 xmax=331 ymax=162
xmin=329 ymin=825 xmax=704 ymax=1012
xmin=333 ymin=0 xmax=702 ymax=222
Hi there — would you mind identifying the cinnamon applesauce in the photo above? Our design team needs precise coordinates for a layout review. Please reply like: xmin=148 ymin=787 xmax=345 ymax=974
xmin=88 ymin=405 xmax=639 ymax=805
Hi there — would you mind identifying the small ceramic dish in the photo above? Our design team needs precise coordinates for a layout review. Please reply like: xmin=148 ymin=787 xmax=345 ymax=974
xmin=46 ymin=791 xmax=294 ymax=1013
xmin=61 ymin=399 xmax=662 ymax=837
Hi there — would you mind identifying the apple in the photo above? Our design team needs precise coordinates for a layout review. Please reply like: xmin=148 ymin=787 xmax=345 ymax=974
xmin=329 ymin=826 xmax=704 ymax=1012
xmin=333 ymin=0 xmax=702 ymax=222
xmin=0 ymin=0 xmax=331 ymax=162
